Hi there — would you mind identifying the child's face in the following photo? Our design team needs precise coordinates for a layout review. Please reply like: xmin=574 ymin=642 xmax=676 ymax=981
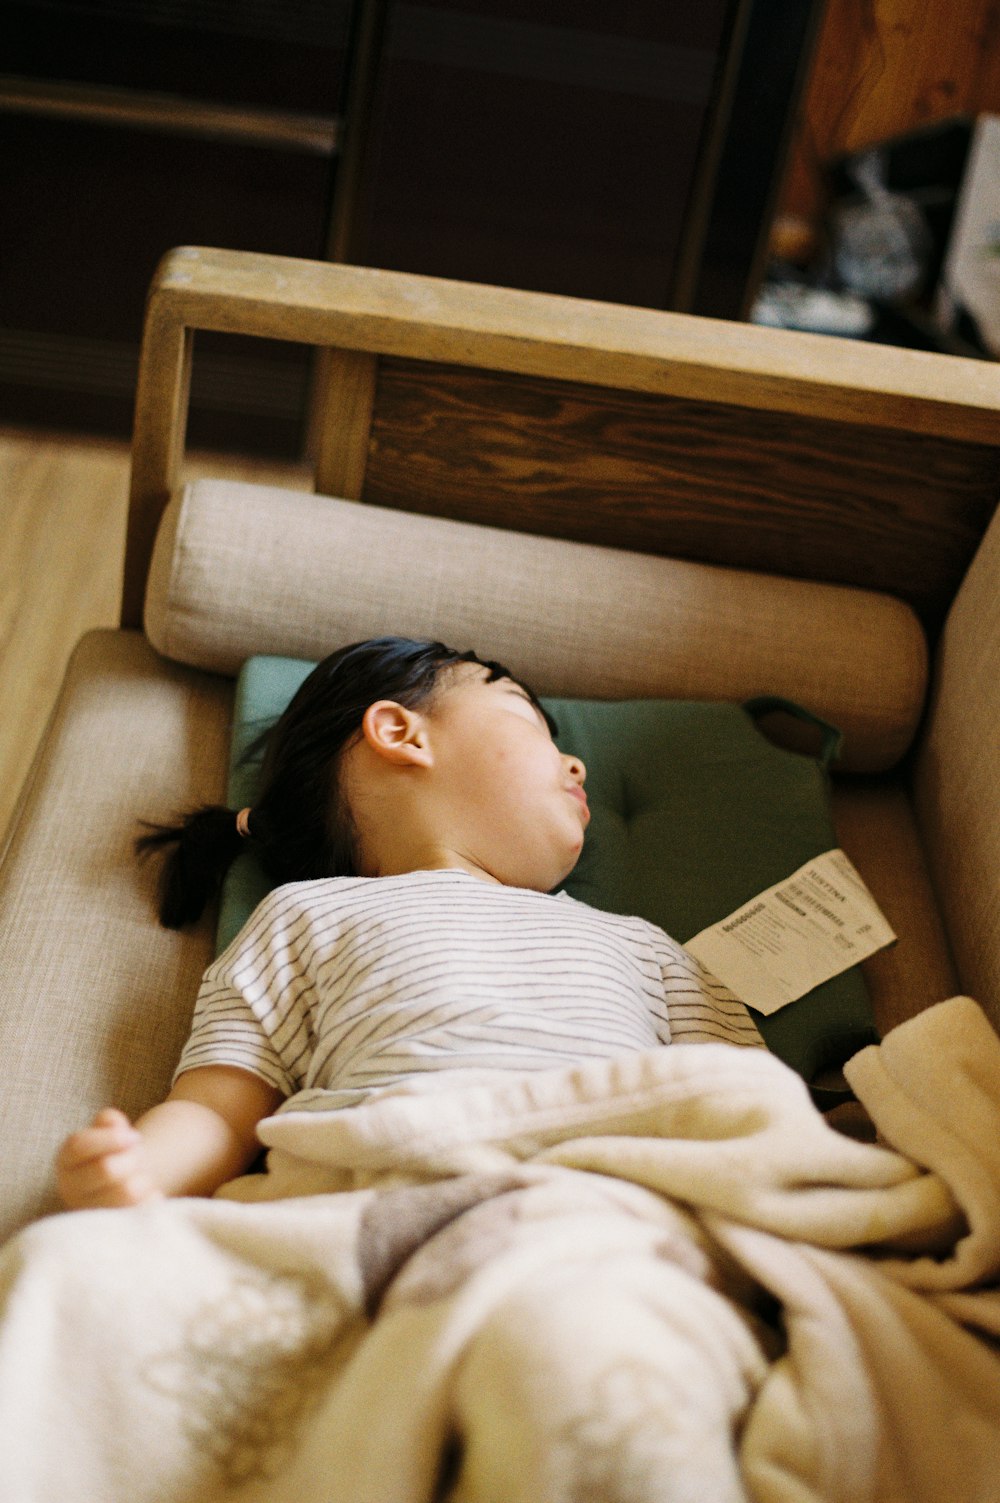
xmin=423 ymin=664 xmax=589 ymax=891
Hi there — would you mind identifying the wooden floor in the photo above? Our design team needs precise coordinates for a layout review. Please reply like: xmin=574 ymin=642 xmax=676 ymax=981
xmin=0 ymin=425 xmax=310 ymax=843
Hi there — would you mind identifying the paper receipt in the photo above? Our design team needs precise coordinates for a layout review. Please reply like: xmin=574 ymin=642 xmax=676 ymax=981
xmin=685 ymin=848 xmax=896 ymax=1016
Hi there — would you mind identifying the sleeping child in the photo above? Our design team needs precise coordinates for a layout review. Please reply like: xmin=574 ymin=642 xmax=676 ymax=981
xmin=55 ymin=636 xmax=764 ymax=1211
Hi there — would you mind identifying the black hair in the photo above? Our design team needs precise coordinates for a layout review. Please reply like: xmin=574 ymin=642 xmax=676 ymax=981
xmin=137 ymin=636 xmax=555 ymax=929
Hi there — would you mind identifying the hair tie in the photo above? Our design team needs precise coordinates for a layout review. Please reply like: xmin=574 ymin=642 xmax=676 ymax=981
xmin=235 ymin=807 xmax=253 ymax=839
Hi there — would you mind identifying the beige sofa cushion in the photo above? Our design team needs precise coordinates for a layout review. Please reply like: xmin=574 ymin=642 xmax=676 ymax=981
xmin=831 ymin=781 xmax=959 ymax=1036
xmin=0 ymin=631 xmax=229 ymax=1243
xmin=915 ymin=500 xmax=1000 ymax=1030
xmin=145 ymin=480 xmax=928 ymax=773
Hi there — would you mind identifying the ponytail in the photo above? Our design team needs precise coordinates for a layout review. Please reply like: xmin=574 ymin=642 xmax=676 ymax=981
xmin=136 ymin=805 xmax=245 ymax=929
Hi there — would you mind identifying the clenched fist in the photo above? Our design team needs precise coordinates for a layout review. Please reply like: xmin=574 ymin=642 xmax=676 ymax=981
xmin=55 ymin=1107 xmax=163 ymax=1210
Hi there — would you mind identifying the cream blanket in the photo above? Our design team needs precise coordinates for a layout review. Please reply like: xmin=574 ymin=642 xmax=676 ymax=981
xmin=1 ymin=996 xmax=999 ymax=1502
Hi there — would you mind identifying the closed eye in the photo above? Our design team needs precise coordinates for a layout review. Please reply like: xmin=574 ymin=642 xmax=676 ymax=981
xmin=502 ymin=683 xmax=553 ymax=735
xmin=487 ymin=670 xmax=558 ymax=738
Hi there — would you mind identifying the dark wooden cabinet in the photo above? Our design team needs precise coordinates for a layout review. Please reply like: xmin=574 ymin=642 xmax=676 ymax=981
xmin=1 ymin=1 xmax=352 ymax=452
xmin=336 ymin=2 xmax=733 ymax=306
xmin=335 ymin=0 xmax=826 ymax=318
xmin=1 ymin=0 xmax=823 ymax=454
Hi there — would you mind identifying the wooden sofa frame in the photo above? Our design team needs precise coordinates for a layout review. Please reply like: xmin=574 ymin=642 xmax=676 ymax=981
xmin=122 ymin=246 xmax=1000 ymax=639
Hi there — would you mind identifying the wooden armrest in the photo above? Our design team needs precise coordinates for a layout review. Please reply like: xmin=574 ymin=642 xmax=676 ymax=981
xmin=137 ymin=246 xmax=1000 ymax=426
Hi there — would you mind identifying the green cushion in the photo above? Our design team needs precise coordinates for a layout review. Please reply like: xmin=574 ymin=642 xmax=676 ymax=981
xmin=221 ymin=656 xmax=878 ymax=1083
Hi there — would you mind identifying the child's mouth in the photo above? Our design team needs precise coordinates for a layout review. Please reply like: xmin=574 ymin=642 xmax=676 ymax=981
xmin=567 ymin=787 xmax=590 ymax=823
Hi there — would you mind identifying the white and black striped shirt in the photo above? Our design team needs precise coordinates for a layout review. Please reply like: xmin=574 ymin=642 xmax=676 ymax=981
xmin=176 ymin=869 xmax=764 ymax=1112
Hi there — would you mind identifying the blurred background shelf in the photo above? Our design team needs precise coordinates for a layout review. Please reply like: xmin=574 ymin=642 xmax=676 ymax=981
xmin=3 ymin=0 xmax=997 ymax=459
xmin=2 ymin=0 xmax=825 ymax=455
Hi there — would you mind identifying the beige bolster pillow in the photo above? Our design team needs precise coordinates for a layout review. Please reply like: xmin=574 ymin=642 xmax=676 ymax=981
xmin=145 ymin=479 xmax=928 ymax=773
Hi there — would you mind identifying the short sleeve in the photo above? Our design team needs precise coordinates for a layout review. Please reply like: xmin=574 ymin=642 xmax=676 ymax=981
xmin=172 ymin=886 xmax=319 ymax=1095
xmin=172 ymin=975 xmax=294 ymax=1094
xmin=645 ymin=922 xmax=767 ymax=1049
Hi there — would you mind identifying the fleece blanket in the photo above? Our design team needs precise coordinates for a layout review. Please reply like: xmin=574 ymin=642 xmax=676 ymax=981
xmin=1 ymin=995 xmax=999 ymax=1503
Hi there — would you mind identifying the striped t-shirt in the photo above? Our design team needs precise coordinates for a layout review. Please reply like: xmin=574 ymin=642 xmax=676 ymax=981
xmin=176 ymin=869 xmax=765 ymax=1112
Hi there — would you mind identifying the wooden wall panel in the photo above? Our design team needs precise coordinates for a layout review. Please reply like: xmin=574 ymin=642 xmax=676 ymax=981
xmin=363 ymin=358 xmax=999 ymax=631
xmin=780 ymin=0 xmax=1000 ymax=225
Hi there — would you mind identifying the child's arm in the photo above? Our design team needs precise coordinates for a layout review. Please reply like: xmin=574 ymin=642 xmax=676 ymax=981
xmin=55 ymin=1066 xmax=285 ymax=1210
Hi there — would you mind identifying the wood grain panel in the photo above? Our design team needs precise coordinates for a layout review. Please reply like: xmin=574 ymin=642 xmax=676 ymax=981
xmin=363 ymin=358 xmax=999 ymax=629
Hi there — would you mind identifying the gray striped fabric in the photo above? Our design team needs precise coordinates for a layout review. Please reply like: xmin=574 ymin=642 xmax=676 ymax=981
xmin=176 ymin=869 xmax=765 ymax=1112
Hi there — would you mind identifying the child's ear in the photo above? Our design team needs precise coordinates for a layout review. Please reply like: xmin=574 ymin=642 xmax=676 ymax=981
xmin=360 ymin=701 xmax=433 ymax=767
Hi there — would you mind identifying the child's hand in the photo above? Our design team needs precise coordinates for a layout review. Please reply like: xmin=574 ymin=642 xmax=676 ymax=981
xmin=55 ymin=1107 xmax=164 ymax=1210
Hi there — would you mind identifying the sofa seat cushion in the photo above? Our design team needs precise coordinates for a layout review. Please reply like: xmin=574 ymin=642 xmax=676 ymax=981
xmin=145 ymin=479 xmax=929 ymax=773
xmin=915 ymin=499 xmax=1000 ymax=1033
xmin=832 ymin=780 xmax=959 ymax=1036
xmin=0 ymin=630 xmax=231 ymax=1243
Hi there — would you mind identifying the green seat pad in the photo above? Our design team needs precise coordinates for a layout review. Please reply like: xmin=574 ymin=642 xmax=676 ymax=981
xmin=221 ymin=656 xmax=878 ymax=1084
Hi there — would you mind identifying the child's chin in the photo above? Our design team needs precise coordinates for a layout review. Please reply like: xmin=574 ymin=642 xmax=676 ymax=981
xmin=554 ymin=846 xmax=585 ymax=885
xmin=513 ymin=835 xmax=584 ymax=892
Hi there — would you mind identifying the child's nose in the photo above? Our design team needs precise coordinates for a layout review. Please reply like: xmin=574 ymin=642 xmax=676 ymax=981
xmin=564 ymin=753 xmax=586 ymax=784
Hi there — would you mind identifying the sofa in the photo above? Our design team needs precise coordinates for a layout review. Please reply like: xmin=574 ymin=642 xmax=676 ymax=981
xmin=0 ymin=246 xmax=997 ymax=1247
